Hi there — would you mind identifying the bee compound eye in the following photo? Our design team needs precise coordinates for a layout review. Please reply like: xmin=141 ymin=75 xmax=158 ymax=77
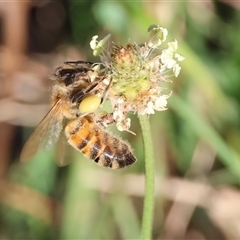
xmin=79 ymin=95 xmax=101 ymax=114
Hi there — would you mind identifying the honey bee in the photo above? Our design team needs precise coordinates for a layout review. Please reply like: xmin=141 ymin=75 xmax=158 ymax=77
xmin=20 ymin=61 xmax=136 ymax=169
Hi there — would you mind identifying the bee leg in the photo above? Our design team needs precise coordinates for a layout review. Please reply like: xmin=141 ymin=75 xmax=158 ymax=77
xmin=72 ymin=81 xmax=100 ymax=104
xmin=100 ymin=77 xmax=113 ymax=104
xmin=72 ymin=76 xmax=112 ymax=104
xmin=96 ymin=112 xmax=115 ymax=128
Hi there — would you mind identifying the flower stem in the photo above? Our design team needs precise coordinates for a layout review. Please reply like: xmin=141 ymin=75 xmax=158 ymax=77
xmin=139 ymin=115 xmax=155 ymax=240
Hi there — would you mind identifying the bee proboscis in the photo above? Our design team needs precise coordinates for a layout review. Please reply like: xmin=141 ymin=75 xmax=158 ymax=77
xmin=20 ymin=61 xmax=136 ymax=169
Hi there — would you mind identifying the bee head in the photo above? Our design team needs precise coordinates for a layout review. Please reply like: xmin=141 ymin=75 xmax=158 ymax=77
xmin=53 ymin=67 xmax=90 ymax=86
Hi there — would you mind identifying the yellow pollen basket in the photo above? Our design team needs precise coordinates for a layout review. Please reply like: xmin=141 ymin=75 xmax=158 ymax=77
xmin=79 ymin=95 xmax=101 ymax=114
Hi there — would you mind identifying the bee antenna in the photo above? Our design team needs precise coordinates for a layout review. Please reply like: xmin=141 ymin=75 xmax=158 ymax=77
xmin=64 ymin=61 xmax=93 ymax=65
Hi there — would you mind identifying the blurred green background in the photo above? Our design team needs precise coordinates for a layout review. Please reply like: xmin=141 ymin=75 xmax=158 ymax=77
xmin=1 ymin=1 xmax=240 ymax=239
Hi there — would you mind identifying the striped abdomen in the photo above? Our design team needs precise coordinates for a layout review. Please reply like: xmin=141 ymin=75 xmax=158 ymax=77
xmin=65 ymin=116 xmax=136 ymax=169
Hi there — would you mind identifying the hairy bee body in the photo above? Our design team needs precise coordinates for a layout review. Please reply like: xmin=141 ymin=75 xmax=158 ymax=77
xmin=20 ymin=61 xmax=136 ymax=169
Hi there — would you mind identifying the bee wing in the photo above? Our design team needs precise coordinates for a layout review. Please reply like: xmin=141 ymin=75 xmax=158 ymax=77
xmin=54 ymin=118 xmax=73 ymax=166
xmin=20 ymin=100 xmax=64 ymax=162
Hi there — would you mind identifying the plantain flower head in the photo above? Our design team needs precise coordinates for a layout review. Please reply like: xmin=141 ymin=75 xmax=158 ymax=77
xmin=90 ymin=24 xmax=184 ymax=133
